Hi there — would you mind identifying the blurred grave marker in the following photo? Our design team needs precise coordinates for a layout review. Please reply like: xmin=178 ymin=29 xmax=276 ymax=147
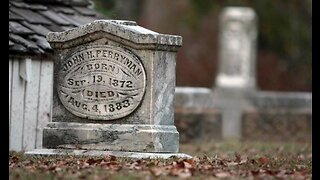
xmin=213 ymin=7 xmax=257 ymax=139
xmin=175 ymin=7 xmax=311 ymax=142
xmin=215 ymin=7 xmax=257 ymax=91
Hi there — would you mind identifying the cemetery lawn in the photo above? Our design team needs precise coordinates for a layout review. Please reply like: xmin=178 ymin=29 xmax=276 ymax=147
xmin=9 ymin=141 xmax=311 ymax=179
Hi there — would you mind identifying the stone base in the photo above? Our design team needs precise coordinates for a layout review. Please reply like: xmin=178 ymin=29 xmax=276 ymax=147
xmin=242 ymin=108 xmax=312 ymax=142
xmin=25 ymin=149 xmax=192 ymax=159
xmin=43 ymin=122 xmax=179 ymax=153
xmin=175 ymin=108 xmax=222 ymax=143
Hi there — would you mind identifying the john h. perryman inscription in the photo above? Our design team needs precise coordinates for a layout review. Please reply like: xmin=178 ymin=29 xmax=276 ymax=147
xmin=25 ymin=20 xmax=190 ymax=158
xmin=57 ymin=44 xmax=146 ymax=120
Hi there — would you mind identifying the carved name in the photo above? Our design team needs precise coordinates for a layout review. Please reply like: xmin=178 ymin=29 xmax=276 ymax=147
xmin=57 ymin=45 xmax=146 ymax=120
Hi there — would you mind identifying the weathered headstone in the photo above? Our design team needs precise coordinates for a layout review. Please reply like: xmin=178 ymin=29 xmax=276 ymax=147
xmin=215 ymin=7 xmax=257 ymax=91
xmin=212 ymin=7 xmax=258 ymax=139
xmin=26 ymin=20 xmax=190 ymax=159
xmin=174 ymin=7 xmax=258 ymax=141
xmin=174 ymin=6 xmax=311 ymax=142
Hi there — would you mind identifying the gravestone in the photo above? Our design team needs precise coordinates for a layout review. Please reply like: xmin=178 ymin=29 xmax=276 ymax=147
xmin=212 ymin=7 xmax=257 ymax=139
xmin=215 ymin=7 xmax=257 ymax=91
xmin=174 ymin=7 xmax=311 ymax=142
xmin=26 ymin=20 xmax=191 ymax=159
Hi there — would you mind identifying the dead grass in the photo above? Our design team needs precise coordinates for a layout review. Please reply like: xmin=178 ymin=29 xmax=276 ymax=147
xmin=9 ymin=141 xmax=312 ymax=179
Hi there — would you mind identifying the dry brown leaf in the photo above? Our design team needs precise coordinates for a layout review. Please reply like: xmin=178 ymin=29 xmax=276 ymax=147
xmin=185 ymin=158 xmax=197 ymax=165
xmin=107 ymin=155 xmax=117 ymax=161
xmin=48 ymin=165 xmax=57 ymax=171
xmin=201 ymin=164 xmax=214 ymax=171
xmin=150 ymin=167 xmax=165 ymax=176
xmin=215 ymin=172 xmax=230 ymax=178
xmin=11 ymin=156 xmax=19 ymax=163
xmin=128 ymin=161 xmax=143 ymax=170
xmin=258 ymin=157 xmax=270 ymax=165
xmin=235 ymin=153 xmax=241 ymax=163
xmin=103 ymin=162 xmax=122 ymax=171
xmin=251 ymin=170 xmax=260 ymax=176
xmin=183 ymin=161 xmax=193 ymax=169
xmin=170 ymin=168 xmax=192 ymax=178
xmin=266 ymin=169 xmax=280 ymax=175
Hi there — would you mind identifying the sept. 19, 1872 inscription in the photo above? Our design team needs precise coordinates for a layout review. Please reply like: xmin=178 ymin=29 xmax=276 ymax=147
xmin=57 ymin=45 xmax=146 ymax=120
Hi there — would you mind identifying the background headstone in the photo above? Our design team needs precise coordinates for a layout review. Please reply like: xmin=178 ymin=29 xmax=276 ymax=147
xmin=174 ymin=7 xmax=311 ymax=142
xmin=213 ymin=7 xmax=258 ymax=139
xmin=215 ymin=7 xmax=257 ymax=91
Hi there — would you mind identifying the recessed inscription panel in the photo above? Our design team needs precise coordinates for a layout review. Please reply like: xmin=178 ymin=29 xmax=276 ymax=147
xmin=57 ymin=45 xmax=146 ymax=120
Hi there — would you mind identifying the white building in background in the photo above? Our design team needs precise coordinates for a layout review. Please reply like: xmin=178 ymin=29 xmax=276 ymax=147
xmin=9 ymin=0 xmax=104 ymax=151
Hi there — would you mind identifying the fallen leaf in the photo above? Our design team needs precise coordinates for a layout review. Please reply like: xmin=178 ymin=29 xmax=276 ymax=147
xmin=215 ymin=172 xmax=230 ymax=178
xmin=183 ymin=161 xmax=193 ymax=169
xmin=11 ymin=156 xmax=19 ymax=163
xmin=235 ymin=153 xmax=241 ymax=162
xmin=48 ymin=165 xmax=57 ymax=171
xmin=200 ymin=164 xmax=213 ymax=171
xmin=104 ymin=162 xmax=122 ymax=171
xmin=107 ymin=155 xmax=117 ymax=161
xmin=170 ymin=168 xmax=192 ymax=178
xmin=85 ymin=158 xmax=96 ymax=165
xmin=266 ymin=169 xmax=280 ymax=175
xmin=150 ymin=167 xmax=164 ymax=176
xmin=185 ymin=158 xmax=197 ymax=165
xmin=173 ymin=161 xmax=185 ymax=169
xmin=251 ymin=170 xmax=260 ymax=176
xmin=258 ymin=157 xmax=269 ymax=165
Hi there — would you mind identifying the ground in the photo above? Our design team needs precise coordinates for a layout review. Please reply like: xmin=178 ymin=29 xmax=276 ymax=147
xmin=9 ymin=141 xmax=311 ymax=179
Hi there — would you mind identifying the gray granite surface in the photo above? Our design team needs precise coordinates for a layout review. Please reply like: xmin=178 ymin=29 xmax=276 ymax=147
xmin=32 ymin=19 xmax=184 ymax=156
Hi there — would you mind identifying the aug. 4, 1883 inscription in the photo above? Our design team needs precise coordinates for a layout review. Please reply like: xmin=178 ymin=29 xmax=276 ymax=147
xmin=57 ymin=45 xmax=146 ymax=120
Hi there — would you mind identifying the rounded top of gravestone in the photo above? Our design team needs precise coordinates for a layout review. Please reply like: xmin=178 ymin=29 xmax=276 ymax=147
xmin=221 ymin=7 xmax=256 ymax=21
xmin=46 ymin=20 xmax=182 ymax=49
